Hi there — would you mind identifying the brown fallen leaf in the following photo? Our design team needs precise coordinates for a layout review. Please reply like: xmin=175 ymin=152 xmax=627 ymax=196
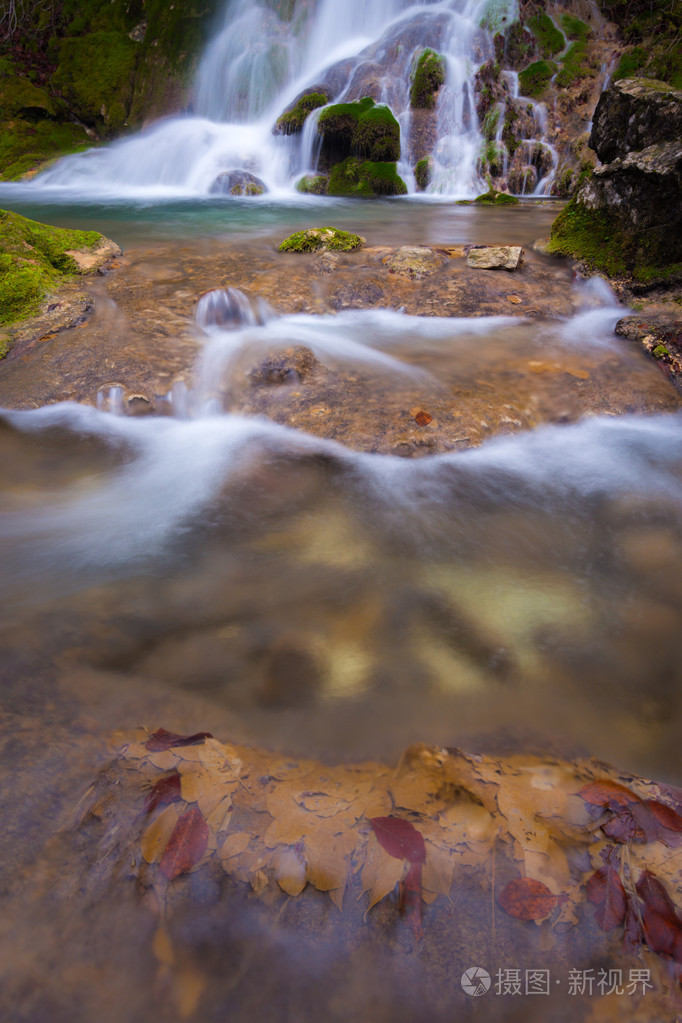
xmin=586 ymin=864 xmax=627 ymax=931
xmin=146 ymin=728 xmax=213 ymax=752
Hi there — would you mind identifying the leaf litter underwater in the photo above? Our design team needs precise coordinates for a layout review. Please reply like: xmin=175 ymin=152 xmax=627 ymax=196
xmin=1 ymin=298 xmax=682 ymax=1022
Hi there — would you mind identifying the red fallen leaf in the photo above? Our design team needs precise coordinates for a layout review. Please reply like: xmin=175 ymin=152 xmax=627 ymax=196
xmin=142 ymin=773 xmax=182 ymax=815
xmin=635 ymin=871 xmax=682 ymax=962
xmin=370 ymin=817 xmax=426 ymax=864
xmin=400 ymin=861 xmax=424 ymax=940
xmin=498 ymin=877 xmax=566 ymax=922
xmin=413 ymin=410 xmax=433 ymax=427
xmin=586 ymin=865 xmax=627 ymax=931
xmin=647 ymin=799 xmax=682 ymax=842
xmin=145 ymin=728 xmax=213 ymax=752
xmin=579 ymin=780 xmax=640 ymax=810
xmin=159 ymin=806 xmax=209 ymax=880
xmin=655 ymin=783 xmax=682 ymax=816
xmin=623 ymin=898 xmax=643 ymax=953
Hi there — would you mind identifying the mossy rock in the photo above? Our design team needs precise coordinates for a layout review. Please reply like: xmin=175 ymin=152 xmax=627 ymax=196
xmin=52 ymin=30 xmax=137 ymax=132
xmin=410 ymin=49 xmax=446 ymax=110
xmin=278 ymin=227 xmax=365 ymax=253
xmin=518 ymin=60 xmax=558 ymax=99
xmin=317 ymin=97 xmax=401 ymax=166
xmin=479 ymin=142 xmax=505 ymax=178
xmin=327 ymin=157 xmax=407 ymax=198
xmin=274 ymin=91 xmax=329 ymax=135
xmin=0 ymin=209 xmax=106 ymax=331
xmin=295 ymin=175 xmax=329 ymax=195
xmin=0 ymin=119 xmax=93 ymax=182
xmin=526 ymin=13 xmax=564 ymax=58
xmin=559 ymin=14 xmax=591 ymax=42
xmin=414 ymin=157 xmax=432 ymax=191
xmin=493 ymin=22 xmax=536 ymax=71
xmin=547 ymin=197 xmax=682 ymax=284
xmin=554 ymin=41 xmax=597 ymax=90
xmin=474 ymin=189 xmax=519 ymax=205
xmin=0 ymin=76 xmax=59 ymax=120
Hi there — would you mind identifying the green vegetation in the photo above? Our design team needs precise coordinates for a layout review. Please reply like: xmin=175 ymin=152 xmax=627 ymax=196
xmin=501 ymin=100 xmax=520 ymax=158
xmin=275 ymin=92 xmax=328 ymax=135
xmin=295 ymin=174 xmax=328 ymax=195
xmin=414 ymin=157 xmax=432 ymax=191
xmin=554 ymin=42 xmax=597 ymax=90
xmin=0 ymin=209 xmax=102 ymax=330
xmin=278 ymin=226 xmax=365 ymax=253
xmin=559 ymin=15 xmax=591 ymax=42
xmin=482 ymin=106 xmax=500 ymax=142
xmin=547 ymin=198 xmax=682 ymax=283
xmin=318 ymin=97 xmax=401 ymax=163
xmin=52 ymin=31 xmax=137 ymax=132
xmin=518 ymin=60 xmax=557 ymax=98
xmin=527 ymin=13 xmax=564 ymax=58
xmin=480 ymin=141 xmax=505 ymax=178
xmin=653 ymin=344 xmax=671 ymax=358
xmin=327 ymin=157 xmax=407 ymax=197
xmin=474 ymin=189 xmax=519 ymax=205
xmin=493 ymin=22 xmax=535 ymax=70
xmin=599 ymin=0 xmax=682 ymax=88
xmin=410 ymin=49 xmax=446 ymax=110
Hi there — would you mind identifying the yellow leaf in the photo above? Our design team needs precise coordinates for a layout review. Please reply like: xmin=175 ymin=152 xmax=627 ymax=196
xmin=251 ymin=869 xmax=269 ymax=895
xmin=205 ymin=795 xmax=233 ymax=834
xmin=220 ymin=831 xmax=251 ymax=860
xmin=329 ymin=887 xmax=345 ymax=911
xmin=304 ymin=831 xmax=350 ymax=892
xmin=263 ymin=815 xmax=309 ymax=848
xmin=152 ymin=925 xmax=174 ymax=967
xmin=295 ymin=791 xmax=351 ymax=817
xmin=147 ymin=750 xmax=178 ymax=771
xmin=361 ymin=834 xmax=405 ymax=911
xmin=422 ymin=840 xmax=455 ymax=898
xmin=273 ymin=847 xmax=307 ymax=896
xmin=141 ymin=803 xmax=181 ymax=864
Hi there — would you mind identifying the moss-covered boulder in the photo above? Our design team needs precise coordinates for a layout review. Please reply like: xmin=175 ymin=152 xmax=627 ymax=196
xmin=409 ymin=49 xmax=446 ymax=110
xmin=526 ymin=12 xmax=564 ymax=58
xmin=327 ymin=157 xmax=407 ymax=197
xmin=209 ymin=171 xmax=267 ymax=196
xmin=518 ymin=60 xmax=557 ymax=99
xmin=549 ymin=78 xmax=682 ymax=279
xmin=295 ymin=175 xmax=329 ymax=195
xmin=278 ymin=227 xmax=365 ymax=253
xmin=317 ymin=97 xmax=400 ymax=167
xmin=52 ymin=31 xmax=138 ymax=133
xmin=473 ymin=189 xmax=519 ymax=205
xmin=273 ymin=91 xmax=329 ymax=135
xmin=414 ymin=157 xmax=432 ymax=191
xmin=493 ymin=22 xmax=536 ymax=71
xmin=0 ymin=209 xmax=120 ymax=347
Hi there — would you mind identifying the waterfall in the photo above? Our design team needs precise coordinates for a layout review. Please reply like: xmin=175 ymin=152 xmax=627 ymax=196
xmin=32 ymin=0 xmax=522 ymax=198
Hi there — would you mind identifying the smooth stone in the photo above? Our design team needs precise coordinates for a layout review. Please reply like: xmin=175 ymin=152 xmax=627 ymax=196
xmin=466 ymin=246 xmax=524 ymax=271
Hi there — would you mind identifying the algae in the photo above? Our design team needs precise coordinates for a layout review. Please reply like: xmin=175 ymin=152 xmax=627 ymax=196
xmin=474 ymin=189 xmax=519 ymax=205
xmin=527 ymin=13 xmax=564 ymax=58
xmin=518 ymin=60 xmax=558 ymax=99
xmin=275 ymin=92 xmax=328 ymax=135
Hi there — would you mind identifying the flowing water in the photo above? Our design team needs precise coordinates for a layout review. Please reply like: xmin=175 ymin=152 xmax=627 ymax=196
xmin=1 ymin=2 xmax=681 ymax=1022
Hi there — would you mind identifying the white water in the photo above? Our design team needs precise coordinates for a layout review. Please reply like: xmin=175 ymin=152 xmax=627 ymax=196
xmin=30 ymin=0 xmax=518 ymax=198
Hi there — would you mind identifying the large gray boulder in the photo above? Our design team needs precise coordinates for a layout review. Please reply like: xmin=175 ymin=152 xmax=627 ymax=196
xmin=575 ymin=78 xmax=682 ymax=266
xmin=589 ymin=77 xmax=682 ymax=163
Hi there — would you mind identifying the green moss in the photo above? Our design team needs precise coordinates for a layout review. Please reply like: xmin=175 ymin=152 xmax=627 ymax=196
xmin=501 ymin=100 xmax=520 ymax=158
xmin=327 ymin=157 xmax=407 ymax=198
xmin=0 ymin=209 xmax=103 ymax=325
xmin=559 ymin=15 xmax=591 ymax=42
xmin=52 ymin=31 xmax=137 ymax=132
xmin=414 ymin=157 xmax=432 ymax=191
xmin=493 ymin=22 xmax=535 ymax=70
xmin=479 ymin=141 xmax=505 ymax=178
xmin=479 ymin=0 xmax=513 ymax=34
xmin=653 ymin=344 xmax=671 ymax=358
xmin=527 ymin=13 xmax=564 ymax=57
xmin=278 ymin=227 xmax=365 ymax=253
xmin=518 ymin=60 xmax=558 ymax=98
xmin=410 ymin=49 xmax=446 ymax=110
xmin=0 ymin=119 xmax=93 ymax=181
xmin=295 ymin=174 xmax=329 ymax=195
xmin=318 ymin=97 xmax=401 ymax=165
xmin=554 ymin=41 xmax=596 ymax=89
xmin=547 ymin=198 xmax=682 ymax=283
xmin=474 ymin=189 xmax=519 ymax=205
xmin=275 ymin=92 xmax=328 ymax=135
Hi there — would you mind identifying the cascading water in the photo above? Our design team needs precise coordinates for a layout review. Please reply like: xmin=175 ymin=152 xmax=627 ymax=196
xmin=30 ymin=0 xmax=527 ymax=198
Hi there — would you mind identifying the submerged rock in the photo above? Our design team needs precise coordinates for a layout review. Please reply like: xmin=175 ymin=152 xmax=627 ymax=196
xmin=209 ymin=170 xmax=267 ymax=196
xmin=382 ymin=246 xmax=445 ymax=279
xmin=466 ymin=246 xmax=524 ymax=271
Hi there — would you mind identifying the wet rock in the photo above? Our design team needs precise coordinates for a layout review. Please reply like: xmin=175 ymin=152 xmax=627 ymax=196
xmin=126 ymin=394 xmax=152 ymax=415
xmin=382 ymin=246 xmax=445 ymax=279
xmin=466 ymin=246 xmax=524 ymax=271
xmin=273 ymin=90 xmax=329 ymax=135
xmin=247 ymin=346 xmax=320 ymax=386
xmin=279 ymin=227 xmax=364 ymax=253
xmin=615 ymin=315 xmax=682 ymax=389
xmin=195 ymin=288 xmax=258 ymax=329
xmin=209 ymin=170 xmax=267 ymax=196
xmin=590 ymin=77 xmax=682 ymax=164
